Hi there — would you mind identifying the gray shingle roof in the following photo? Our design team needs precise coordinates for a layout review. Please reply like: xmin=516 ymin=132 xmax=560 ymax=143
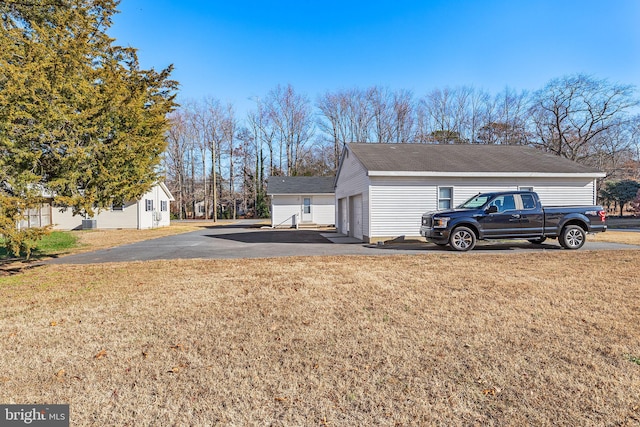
xmin=267 ymin=176 xmax=335 ymax=195
xmin=347 ymin=143 xmax=603 ymax=174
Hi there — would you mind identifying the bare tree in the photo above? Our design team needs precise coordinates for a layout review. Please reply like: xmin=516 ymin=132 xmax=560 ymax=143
xmin=247 ymin=101 xmax=271 ymax=216
xmin=223 ymin=104 xmax=238 ymax=219
xmin=186 ymin=101 xmax=214 ymax=219
xmin=367 ymin=87 xmax=416 ymax=143
xmin=529 ymin=74 xmax=639 ymax=161
xmin=316 ymin=92 xmax=344 ymax=170
xmin=317 ymin=88 xmax=375 ymax=149
xmin=265 ymin=84 xmax=314 ymax=175
xmin=165 ymin=111 xmax=191 ymax=219
xmin=587 ymin=118 xmax=639 ymax=179
xmin=419 ymin=87 xmax=469 ymax=144
xmin=477 ymin=88 xmax=529 ymax=145
xmin=392 ymin=89 xmax=416 ymax=143
xmin=236 ymin=127 xmax=256 ymax=216
xmin=204 ymin=98 xmax=228 ymax=221
xmin=369 ymin=86 xmax=394 ymax=143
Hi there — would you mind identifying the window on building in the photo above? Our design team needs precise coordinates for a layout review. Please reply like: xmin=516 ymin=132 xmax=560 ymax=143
xmin=145 ymin=199 xmax=153 ymax=211
xmin=438 ymin=187 xmax=453 ymax=209
xmin=519 ymin=186 xmax=533 ymax=192
xmin=161 ymin=201 xmax=168 ymax=212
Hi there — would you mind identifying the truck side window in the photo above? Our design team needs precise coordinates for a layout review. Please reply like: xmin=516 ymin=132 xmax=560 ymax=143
xmin=502 ymin=195 xmax=516 ymax=211
xmin=521 ymin=194 xmax=536 ymax=210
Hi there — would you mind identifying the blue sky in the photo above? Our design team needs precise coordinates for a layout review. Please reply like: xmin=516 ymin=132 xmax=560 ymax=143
xmin=110 ymin=0 xmax=640 ymax=115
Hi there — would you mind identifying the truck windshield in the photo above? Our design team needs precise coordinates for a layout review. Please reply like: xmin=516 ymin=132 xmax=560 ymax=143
xmin=457 ymin=194 xmax=492 ymax=209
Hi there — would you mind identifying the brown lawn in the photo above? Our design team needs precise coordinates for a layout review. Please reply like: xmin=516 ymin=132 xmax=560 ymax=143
xmin=588 ymin=230 xmax=640 ymax=246
xmin=1 ymin=251 xmax=639 ymax=425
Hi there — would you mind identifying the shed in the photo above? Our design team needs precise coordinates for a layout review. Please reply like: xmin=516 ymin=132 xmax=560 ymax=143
xmin=334 ymin=143 xmax=606 ymax=243
xmin=267 ymin=176 xmax=335 ymax=228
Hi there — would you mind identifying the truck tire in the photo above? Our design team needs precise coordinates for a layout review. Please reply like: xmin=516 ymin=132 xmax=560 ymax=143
xmin=559 ymin=225 xmax=586 ymax=250
xmin=449 ymin=226 xmax=476 ymax=251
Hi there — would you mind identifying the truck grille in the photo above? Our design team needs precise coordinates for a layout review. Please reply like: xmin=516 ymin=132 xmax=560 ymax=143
xmin=422 ymin=216 xmax=432 ymax=227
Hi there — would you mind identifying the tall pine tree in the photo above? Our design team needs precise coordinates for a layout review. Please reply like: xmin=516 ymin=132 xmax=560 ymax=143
xmin=0 ymin=0 xmax=177 ymax=256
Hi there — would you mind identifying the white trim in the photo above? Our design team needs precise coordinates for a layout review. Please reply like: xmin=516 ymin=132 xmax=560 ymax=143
xmin=437 ymin=186 xmax=453 ymax=210
xmin=268 ymin=192 xmax=334 ymax=196
xmin=367 ymin=171 xmax=606 ymax=178
xmin=158 ymin=182 xmax=175 ymax=201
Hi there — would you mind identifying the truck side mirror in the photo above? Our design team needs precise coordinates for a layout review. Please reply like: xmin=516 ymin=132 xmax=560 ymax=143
xmin=486 ymin=205 xmax=498 ymax=214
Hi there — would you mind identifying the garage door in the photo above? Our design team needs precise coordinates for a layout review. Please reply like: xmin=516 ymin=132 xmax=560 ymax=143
xmin=350 ymin=195 xmax=363 ymax=240
xmin=338 ymin=198 xmax=348 ymax=235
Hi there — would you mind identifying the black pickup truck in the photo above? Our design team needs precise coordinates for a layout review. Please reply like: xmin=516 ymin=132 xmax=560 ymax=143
xmin=420 ymin=191 xmax=607 ymax=251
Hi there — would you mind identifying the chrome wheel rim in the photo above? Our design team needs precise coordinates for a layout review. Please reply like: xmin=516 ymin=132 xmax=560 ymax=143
xmin=452 ymin=230 xmax=473 ymax=250
xmin=566 ymin=229 xmax=584 ymax=248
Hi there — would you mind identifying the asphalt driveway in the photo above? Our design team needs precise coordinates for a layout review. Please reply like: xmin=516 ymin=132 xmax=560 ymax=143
xmin=45 ymin=220 xmax=639 ymax=264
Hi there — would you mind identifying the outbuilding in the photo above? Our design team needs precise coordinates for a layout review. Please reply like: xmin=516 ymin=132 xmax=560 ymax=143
xmin=22 ymin=182 xmax=175 ymax=230
xmin=267 ymin=176 xmax=335 ymax=228
xmin=334 ymin=143 xmax=606 ymax=243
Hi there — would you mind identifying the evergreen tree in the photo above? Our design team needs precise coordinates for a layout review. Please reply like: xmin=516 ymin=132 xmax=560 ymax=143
xmin=0 ymin=0 xmax=177 ymax=256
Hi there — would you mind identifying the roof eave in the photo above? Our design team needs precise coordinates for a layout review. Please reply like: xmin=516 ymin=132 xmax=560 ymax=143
xmin=159 ymin=182 xmax=176 ymax=201
xmin=267 ymin=192 xmax=335 ymax=196
xmin=367 ymin=171 xmax=606 ymax=178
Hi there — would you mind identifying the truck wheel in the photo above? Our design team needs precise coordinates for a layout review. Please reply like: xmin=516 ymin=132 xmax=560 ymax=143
xmin=559 ymin=225 xmax=586 ymax=250
xmin=449 ymin=226 xmax=476 ymax=251
xmin=528 ymin=237 xmax=547 ymax=244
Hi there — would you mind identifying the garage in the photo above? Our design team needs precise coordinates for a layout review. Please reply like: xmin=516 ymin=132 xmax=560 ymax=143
xmin=267 ymin=176 xmax=335 ymax=228
xmin=334 ymin=143 xmax=606 ymax=243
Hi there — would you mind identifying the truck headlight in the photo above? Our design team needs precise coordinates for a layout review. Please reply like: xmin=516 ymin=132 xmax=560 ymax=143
xmin=433 ymin=217 xmax=450 ymax=228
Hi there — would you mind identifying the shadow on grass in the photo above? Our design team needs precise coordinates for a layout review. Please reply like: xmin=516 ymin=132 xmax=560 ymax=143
xmin=0 ymin=256 xmax=48 ymax=276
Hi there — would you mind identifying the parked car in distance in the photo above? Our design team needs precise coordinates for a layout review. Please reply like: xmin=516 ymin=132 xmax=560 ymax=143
xmin=420 ymin=191 xmax=607 ymax=251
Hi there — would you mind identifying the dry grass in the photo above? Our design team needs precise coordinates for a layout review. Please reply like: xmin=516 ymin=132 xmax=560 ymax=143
xmin=1 ymin=251 xmax=639 ymax=425
xmin=588 ymin=230 xmax=640 ymax=246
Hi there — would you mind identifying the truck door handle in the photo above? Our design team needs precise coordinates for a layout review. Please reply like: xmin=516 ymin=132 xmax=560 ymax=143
xmin=511 ymin=214 xmax=521 ymax=219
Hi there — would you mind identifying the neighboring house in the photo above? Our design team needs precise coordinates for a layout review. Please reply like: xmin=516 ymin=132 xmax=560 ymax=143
xmin=193 ymin=200 xmax=243 ymax=219
xmin=267 ymin=176 xmax=335 ymax=228
xmin=335 ymin=143 xmax=606 ymax=243
xmin=21 ymin=182 xmax=174 ymax=230
xmin=193 ymin=200 xmax=210 ymax=219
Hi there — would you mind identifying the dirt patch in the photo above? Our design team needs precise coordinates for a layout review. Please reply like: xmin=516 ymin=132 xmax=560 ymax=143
xmin=1 ymin=252 xmax=639 ymax=425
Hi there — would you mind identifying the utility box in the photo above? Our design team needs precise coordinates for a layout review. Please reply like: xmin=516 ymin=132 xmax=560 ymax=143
xmin=82 ymin=219 xmax=97 ymax=230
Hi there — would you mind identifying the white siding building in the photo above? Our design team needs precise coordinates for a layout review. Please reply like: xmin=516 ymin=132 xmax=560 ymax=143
xmin=268 ymin=176 xmax=335 ymax=228
xmin=47 ymin=182 xmax=174 ymax=230
xmin=335 ymin=143 xmax=606 ymax=243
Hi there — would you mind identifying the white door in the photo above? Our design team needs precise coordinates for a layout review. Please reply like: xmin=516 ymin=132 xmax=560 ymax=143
xmin=302 ymin=197 xmax=312 ymax=222
xmin=350 ymin=195 xmax=363 ymax=240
